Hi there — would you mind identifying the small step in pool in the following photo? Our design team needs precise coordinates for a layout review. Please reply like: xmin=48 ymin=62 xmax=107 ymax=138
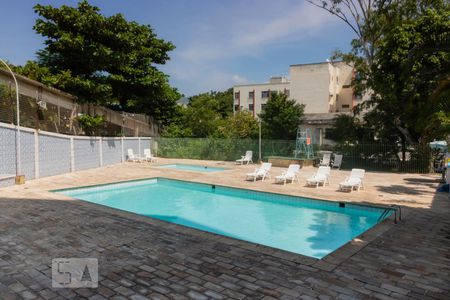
xmin=156 ymin=164 xmax=226 ymax=172
xmin=55 ymin=178 xmax=392 ymax=259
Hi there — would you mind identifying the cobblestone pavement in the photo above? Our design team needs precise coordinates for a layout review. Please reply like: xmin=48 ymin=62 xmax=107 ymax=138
xmin=0 ymin=160 xmax=449 ymax=299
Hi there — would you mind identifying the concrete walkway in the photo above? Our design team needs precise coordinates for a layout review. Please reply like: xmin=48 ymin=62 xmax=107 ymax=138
xmin=0 ymin=159 xmax=449 ymax=299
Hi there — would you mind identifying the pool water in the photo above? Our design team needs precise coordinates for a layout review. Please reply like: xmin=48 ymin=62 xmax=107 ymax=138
xmin=56 ymin=178 xmax=389 ymax=259
xmin=156 ymin=164 xmax=226 ymax=172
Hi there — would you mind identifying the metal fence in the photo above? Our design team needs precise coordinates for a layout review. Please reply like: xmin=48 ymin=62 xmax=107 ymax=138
xmin=0 ymin=122 xmax=151 ymax=187
xmin=154 ymin=138 xmax=435 ymax=173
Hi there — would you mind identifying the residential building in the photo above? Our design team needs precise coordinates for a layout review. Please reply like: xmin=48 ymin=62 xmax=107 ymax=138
xmin=233 ymin=61 xmax=360 ymax=145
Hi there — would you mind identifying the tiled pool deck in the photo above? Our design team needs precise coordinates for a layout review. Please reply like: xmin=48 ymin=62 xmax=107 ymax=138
xmin=0 ymin=159 xmax=449 ymax=299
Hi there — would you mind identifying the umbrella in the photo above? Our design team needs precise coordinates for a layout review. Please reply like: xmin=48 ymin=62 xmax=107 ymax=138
xmin=429 ymin=141 xmax=448 ymax=151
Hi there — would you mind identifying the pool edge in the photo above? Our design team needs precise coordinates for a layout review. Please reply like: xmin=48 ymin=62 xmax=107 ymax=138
xmin=51 ymin=176 xmax=399 ymax=264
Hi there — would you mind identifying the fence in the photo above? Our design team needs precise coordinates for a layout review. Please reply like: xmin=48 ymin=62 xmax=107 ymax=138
xmin=0 ymin=121 xmax=151 ymax=187
xmin=154 ymin=138 xmax=434 ymax=173
xmin=0 ymin=69 xmax=158 ymax=136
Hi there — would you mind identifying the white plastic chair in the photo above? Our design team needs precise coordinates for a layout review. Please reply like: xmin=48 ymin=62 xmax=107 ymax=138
xmin=306 ymin=166 xmax=331 ymax=188
xmin=339 ymin=168 xmax=365 ymax=192
xmin=236 ymin=150 xmax=253 ymax=165
xmin=246 ymin=162 xmax=271 ymax=182
xmin=320 ymin=153 xmax=332 ymax=166
xmin=144 ymin=148 xmax=157 ymax=162
xmin=127 ymin=149 xmax=143 ymax=162
xmin=331 ymin=154 xmax=343 ymax=169
xmin=275 ymin=164 xmax=301 ymax=185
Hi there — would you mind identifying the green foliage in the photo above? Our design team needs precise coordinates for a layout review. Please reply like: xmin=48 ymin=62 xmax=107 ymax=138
xmin=258 ymin=92 xmax=304 ymax=139
xmin=77 ymin=114 xmax=105 ymax=136
xmin=365 ymin=1 xmax=450 ymax=144
xmin=217 ymin=111 xmax=259 ymax=139
xmin=187 ymin=88 xmax=233 ymax=118
xmin=312 ymin=0 xmax=450 ymax=147
xmin=161 ymin=88 xmax=236 ymax=137
xmin=351 ymin=0 xmax=450 ymax=145
xmin=184 ymin=97 xmax=223 ymax=137
xmin=161 ymin=123 xmax=193 ymax=138
xmin=155 ymin=138 xmax=295 ymax=161
xmin=17 ymin=0 xmax=180 ymax=126
xmin=327 ymin=114 xmax=372 ymax=143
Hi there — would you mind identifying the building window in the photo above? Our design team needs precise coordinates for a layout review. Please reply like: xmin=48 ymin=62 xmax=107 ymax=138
xmin=234 ymin=104 xmax=240 ymax=111
xmin=234 ymin=92 xmax=239 ymax=100
xmin=342 ymin=84 xmax=351 ymax=88
xmin=248 ymin=91 xmax=254 ymax=99
xmin=284 ymin=89 xmax=290 ymax=97
xmin=261 ymin=104 xmax=266 ymax=111
xmin=261 ymin=90 xmax=269 ymax=98
xmin=342 ymin=104 xmax=350 ymax=109
xmin=248 ymin=104 xmax=254 ymax=111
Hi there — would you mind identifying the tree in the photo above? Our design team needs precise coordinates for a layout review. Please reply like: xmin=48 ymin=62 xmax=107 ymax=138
xmin=259 ymin=92 xmax=304 ymax=140
xmin=187 ymin=89 xmax=233 ymax=118
xmin=160 ymin=105 xmax=193 ymax=138
xmin=19 ymin=1 xmax=180 ymax=126
xmin=217 ymin=111 xmax=259 ymax=139
xmin=183 ymin=95 xmax=222 ymax=137
xmin=361 ymin=2 xmax=450 ymax=145
xmin=163 ymin=88 xmax=232 ymax=137
xmin=327 ymin=114 xmax=371 ymax=143
xmin=77 ymin=114 xmax=105 ymax=136
xmin=308 ymin=0 xmax=450 ymax=146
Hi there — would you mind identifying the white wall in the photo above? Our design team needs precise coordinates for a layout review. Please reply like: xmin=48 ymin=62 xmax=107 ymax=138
xmin=233 ymin=82 xmax=290 ymax=116
xmin=0 ymin=122 xmax=151 ymax=188
xmin=233 ymin=62 xmax=355 ymax=116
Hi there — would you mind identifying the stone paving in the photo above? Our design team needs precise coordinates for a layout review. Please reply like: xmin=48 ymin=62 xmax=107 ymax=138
xmin=0 ymin=159 xmax=449 ymax=299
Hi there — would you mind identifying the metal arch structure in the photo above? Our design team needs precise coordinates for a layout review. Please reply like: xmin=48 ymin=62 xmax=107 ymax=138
xmin=0 ymin=58 xmax=21 ymax=175
xmin=294 ymin=128 xmax=314 ymax=159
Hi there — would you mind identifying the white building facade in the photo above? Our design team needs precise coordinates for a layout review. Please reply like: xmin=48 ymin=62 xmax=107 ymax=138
xmin=233 ymin=61 xmax=361 ymax=144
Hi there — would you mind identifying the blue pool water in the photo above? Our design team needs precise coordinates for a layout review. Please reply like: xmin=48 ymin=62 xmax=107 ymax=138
xmin=156 ymin=164 xmax=226 ymax=172
xmin=56 ymin=178 xmax=389 ymax=258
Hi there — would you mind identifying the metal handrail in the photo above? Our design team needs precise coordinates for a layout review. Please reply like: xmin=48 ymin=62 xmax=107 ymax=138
xmin=377 ymin=205 xmax=402 ymax=224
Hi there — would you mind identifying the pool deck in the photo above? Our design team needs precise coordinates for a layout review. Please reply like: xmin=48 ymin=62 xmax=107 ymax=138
xmin=0 ymin=158 xmax=449 ymax=299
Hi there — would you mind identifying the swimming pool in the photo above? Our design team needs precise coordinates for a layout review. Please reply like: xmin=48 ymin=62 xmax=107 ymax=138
xmin=56 ymin=178 xmax=390 ymax=259
xmin=156 ymin=164 xmax=226 ymax=172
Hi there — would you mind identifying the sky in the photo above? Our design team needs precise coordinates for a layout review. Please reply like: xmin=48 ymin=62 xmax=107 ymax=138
xmin=0 ymin=0 xmax=355 ymax=97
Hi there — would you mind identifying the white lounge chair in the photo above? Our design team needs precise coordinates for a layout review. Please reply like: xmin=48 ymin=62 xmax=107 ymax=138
xmin=306 ymin=166 xmax=331 ymax=188
xmin=127 ymin=149 xmax=143 ymax=162
xmin=144 ymin=148 xmax=157 ymax=162
xmin=331 ymin=154 xmax=343 ymax=169
xmin=236 ymin=150 xmax=253 ymax=165
xmin=319 ymin=153 xmax=332 ymax=166
xmin=339 ymin=168 xmax=365 ymax=192
xmin=246 ymin=162 xmax=271 ymax=182
xmin=275 ymin=164 xmax=301 ymax=185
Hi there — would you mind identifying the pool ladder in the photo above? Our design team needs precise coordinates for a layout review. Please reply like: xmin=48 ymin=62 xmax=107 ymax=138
xmin=377 ymin=205 xmax=402 ymax=224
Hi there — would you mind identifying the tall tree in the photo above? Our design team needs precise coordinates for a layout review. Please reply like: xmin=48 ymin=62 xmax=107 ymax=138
xmin=217 ymin=111 xmax=259 ymax=139
xmin=19 ymin=0 xmax=180 ymax=126
xmin=361 ymin=3 xmax=450 ymax=145
xmin=308 ymin=0 xmax=450 ymax=146
xmin=259 ymin=92 xmax=304 ymax=140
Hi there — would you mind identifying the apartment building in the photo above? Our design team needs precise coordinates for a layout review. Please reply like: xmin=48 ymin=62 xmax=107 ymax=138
xmin=233 ymin=61 xmax=360 ymax=144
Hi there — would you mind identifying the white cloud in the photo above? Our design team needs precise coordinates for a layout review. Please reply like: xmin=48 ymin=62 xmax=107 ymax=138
xmin=178 ymin=3 xmax=334 ymax=63
xmin=165 ymin=1 xmax=339 ymax=95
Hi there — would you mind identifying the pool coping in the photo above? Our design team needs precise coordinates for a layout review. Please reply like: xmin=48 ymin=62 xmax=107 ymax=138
xmin=152 ymin=163 xmax=232 ymax=172
xmin=51 ymin=176 xmax=401 ymax=269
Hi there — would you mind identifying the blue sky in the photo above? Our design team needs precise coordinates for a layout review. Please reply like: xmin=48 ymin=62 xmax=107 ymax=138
xmin=0 ymin=0 xmax=355 ymax=96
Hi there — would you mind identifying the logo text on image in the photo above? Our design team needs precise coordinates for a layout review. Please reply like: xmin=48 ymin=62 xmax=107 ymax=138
xmin=52 ymin=258 xmax=98 ymax=288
